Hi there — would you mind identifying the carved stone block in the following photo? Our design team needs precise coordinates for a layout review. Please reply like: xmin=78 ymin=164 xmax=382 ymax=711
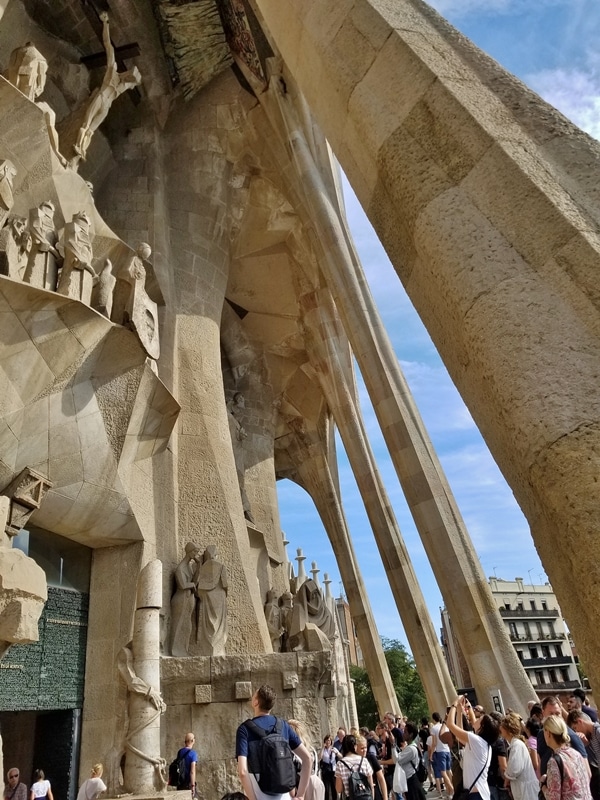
xmin=195 ymin=684 xmax=212 ymax=704
xmin=235 ymin=681 xmax=252 ymax=699
xmin=283 ymin=671 xmax=298 ymax=690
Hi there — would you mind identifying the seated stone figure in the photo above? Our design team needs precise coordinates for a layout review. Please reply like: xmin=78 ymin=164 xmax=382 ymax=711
xmin=287 ymin=579 xmax=335 ymax=652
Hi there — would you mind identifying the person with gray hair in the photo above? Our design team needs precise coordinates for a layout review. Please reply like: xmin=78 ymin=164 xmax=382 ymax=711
xmin=4 ymin=769 xmax=27 ymax=800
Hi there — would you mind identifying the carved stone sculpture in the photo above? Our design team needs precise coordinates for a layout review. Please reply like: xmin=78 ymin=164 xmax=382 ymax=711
xmin=1 ymin=467 xmax=53 ymax=539
xmin=169 ymin=542 xmax=201 ymax=657
xmin=194 ymin=545 xmax=228 ymax=657
xmin=7 ymin=43 xmax=67 ymax=167
xmin=226 ymin=391 xmax=254 ymax=523
xmin=0 ymin=160 xmax=16 ymax=229
xmin=279 ymin=590 xmax=293 ymax=652
xmin=264 ymin=589 xmax=284 ymax=652
xmin=112 ymin=244 xmax=160 ymax=359
xmin=0 ymin=217 xmax=31 ymax=279
xmin=23 ymin=201 xmax=61 ymax=290
xmin=57 ymin=211 xmax=96 ymax=303
xmin=92 ymin=258 xmax=116 ymax=318
xmin=7 ymin=42 xmax=47 ymax=101
xmin=70 ymin=12 xmax=141 ymax=169
xmin=287 ymin=579 xmax=335 ymax=652
xmin=119 ymin=560 xmax=167 ymax=794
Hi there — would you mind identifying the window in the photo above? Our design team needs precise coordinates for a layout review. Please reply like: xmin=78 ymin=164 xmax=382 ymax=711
xmin=523 ymin=622 xmax=531 ymax=638
xmin=509 ymin=622 xmax=518 ymax=637
xmin=505 ymin=602 xmax=511 ymax=610
xmin=542 ymin=645 xmax=550 ymax=658
xmin=560 ymin=668 xmax=570 ymax=682
xmin=517 ymin=600 xmax=524 ymax=610
xmin=542 ymin=600 xmax=548 ymax=610
xmin=12 ymin=525 xmax=91 ymax=592
xmin=535 ymin=670 xmax=546 ymax=685
xmin=549 ymin=669 xmax=558 ymax=683
xmin=530 ymin=646 xmax=538 ymax=659
xmin=530 ymin=600 xmax=537 ymax=610
xmin=516 ymin=650 xmax=524 ymax=662
xmin=536 ymin=621 xmax=544 ymax=636
xmin=555 ymin=644 xmax=563 ymax=658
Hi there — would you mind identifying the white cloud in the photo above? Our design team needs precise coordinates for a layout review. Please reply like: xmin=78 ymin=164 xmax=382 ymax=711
xmin=429 ymin=0 xmax=562 ymax=16
xmin=526 ymin=66 xmax=600 ymax=140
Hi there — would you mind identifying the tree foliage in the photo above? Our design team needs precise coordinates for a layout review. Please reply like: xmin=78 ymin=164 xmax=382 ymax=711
xmin=351 ymin=638 xmax=430 ymax=727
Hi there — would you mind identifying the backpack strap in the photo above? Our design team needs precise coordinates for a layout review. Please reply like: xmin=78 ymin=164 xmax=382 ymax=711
xmin=244 ymin=717 xmax=280 ymax=737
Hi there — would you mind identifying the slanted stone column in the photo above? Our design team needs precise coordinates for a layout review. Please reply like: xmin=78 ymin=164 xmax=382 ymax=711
xmin=302 ymin=287 xmax=456 ymax=711
xmin=248 ymin=74 xmax=532 ymax=709
xmin=252 ymin=0 xmax=600 ymax=697
xmin=281 ymin=423 xmax=400 ymax=716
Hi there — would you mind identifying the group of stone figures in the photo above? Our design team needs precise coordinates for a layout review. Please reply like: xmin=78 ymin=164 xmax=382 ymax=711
xmin=264 ymin=578 xmax=336 ymax=653
xmin=0 ymin=29 xmax=160 ymax=359
xmin=6 ymin=13 xmax=141 ymax=170
xmin=169 ymin=543 xmax=337 ymax=658
xmin=169 ymin=544 xmax=229 ymax=657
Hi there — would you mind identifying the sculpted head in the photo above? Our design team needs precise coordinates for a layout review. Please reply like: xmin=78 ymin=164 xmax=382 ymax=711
xmin=137 ymin=242 xmax=152 ymax=260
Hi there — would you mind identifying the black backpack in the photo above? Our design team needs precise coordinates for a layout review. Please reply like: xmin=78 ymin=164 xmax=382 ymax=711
xmin=414 ymin=747 xmax=427 ymax=783
xmin=341 ymin=757 xmax=371 ymax=800
xmin=245 ymin=717 xmax=297 ymax=795
xmin=168 ymin=748 xmax=188 ymax=789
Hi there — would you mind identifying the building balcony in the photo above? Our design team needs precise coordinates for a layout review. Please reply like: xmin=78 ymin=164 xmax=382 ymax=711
xmin=522 ymin=655 xmax=576 ymax=667
xmin=500 ymin=608 xmax=559 ymax=618
xmin=509 ymin=632 xmax=566 ymax=642
xmin=531 ymin=680 xmax=580 ymax=691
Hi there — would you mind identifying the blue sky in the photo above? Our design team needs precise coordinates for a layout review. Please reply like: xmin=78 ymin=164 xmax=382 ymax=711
xmin=276 ymin=0 xmax=600 ymax=646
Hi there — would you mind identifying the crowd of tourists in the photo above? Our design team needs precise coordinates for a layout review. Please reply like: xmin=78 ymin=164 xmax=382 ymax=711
xmin=5 ymin=686 xmax=600 ymax=800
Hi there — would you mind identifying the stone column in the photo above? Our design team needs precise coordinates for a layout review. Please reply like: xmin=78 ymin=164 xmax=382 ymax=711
xmin=252 ymin=0 xmax=600 ymax=697
xmin=124 ymin=559 xmax=164 ymax=793
xmin=248 ymin=76 xmax=532 ymax=709
xmin=302 ymin=287 xmax=456 ymax=711
xmin=282 ymin=423 xmax=400 ymax=716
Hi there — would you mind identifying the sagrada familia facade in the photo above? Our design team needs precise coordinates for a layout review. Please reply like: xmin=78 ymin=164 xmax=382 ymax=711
xmin=0 ymin=0 xmax=598 ymax=797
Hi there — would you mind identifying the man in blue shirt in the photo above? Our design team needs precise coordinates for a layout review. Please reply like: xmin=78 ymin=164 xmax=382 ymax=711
xmin=537 ymin=696 xmax=587 ymax=773
xmin=236 ymin=684 xmax=311 ymax=800
xmin=177 ymin=733 xmax=198 ymax=791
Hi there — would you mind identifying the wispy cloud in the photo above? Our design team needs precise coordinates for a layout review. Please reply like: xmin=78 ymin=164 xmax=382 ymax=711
xmin=527 ymin=66 xmax=600 ymax=139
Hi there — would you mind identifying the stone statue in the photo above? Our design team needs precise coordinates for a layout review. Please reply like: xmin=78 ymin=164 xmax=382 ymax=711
xmin=117 ymin=643 xmax=165 ymax=713
xmin=287 ymin=579 xmax=335 ymax=652
xmin=0 ymin=160 xmax=17 ymax=228
xmin=23 ymin=201 xmax=61 ymax=290
xmin=7 ymin=43 xmax=67 ymax=167
xmin=117 ymin=642 xmax=167 ymax=791
xmin=70 ymin=12 xmax=141 ymax=168
xmin=279 ymin=590 xmax=293 ymax=652
xmin=0 ymin=217 xmax=31 ymax=279
xmin=169 ymin=542 xmax=201 ymax=657
xmin=194 ymin=545 xmax=228 ymax=657
xmin=226 ymin=391 xmax=255 ymax=524
xmin=111 ymin=243 xmax=160 ymax=359
xmin=7 ymin=42 xmax=47 ymax=101
xmin=92 ymin=258 xmax=116 ymax=318
xmin=264 ymin=589 xmax=284 ymax=652
xmin=57 ymin=211 xmax=96 ymax=303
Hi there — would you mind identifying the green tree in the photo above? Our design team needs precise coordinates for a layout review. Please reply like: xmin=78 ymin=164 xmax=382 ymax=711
xmin=350 ymin=638 xmax=430 ymax=727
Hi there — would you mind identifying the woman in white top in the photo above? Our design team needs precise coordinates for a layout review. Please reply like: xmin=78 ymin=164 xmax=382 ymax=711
xmin=30 ymin=770 xmax=53 ymax=800
xmin=289 ymin=719 xmax=325 ymax=800
xmin=445 ymin=696 xmax=500 ymax=800
xmin=500 ymin=714 xmax=539 ymax=800
xmin=77 ymin=764 xmax=107 ymax=800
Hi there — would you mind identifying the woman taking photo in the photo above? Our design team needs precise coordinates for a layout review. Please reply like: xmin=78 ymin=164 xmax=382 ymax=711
xmin=540 ymin=716 xmax=591 ymax=800
xmin=445 ymin=696 xmax=500 ymax=800
xmin=499 ymin=713 xmax=538 ymax=800
xmin=320 ymin=735 xmax=337 ymax=800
